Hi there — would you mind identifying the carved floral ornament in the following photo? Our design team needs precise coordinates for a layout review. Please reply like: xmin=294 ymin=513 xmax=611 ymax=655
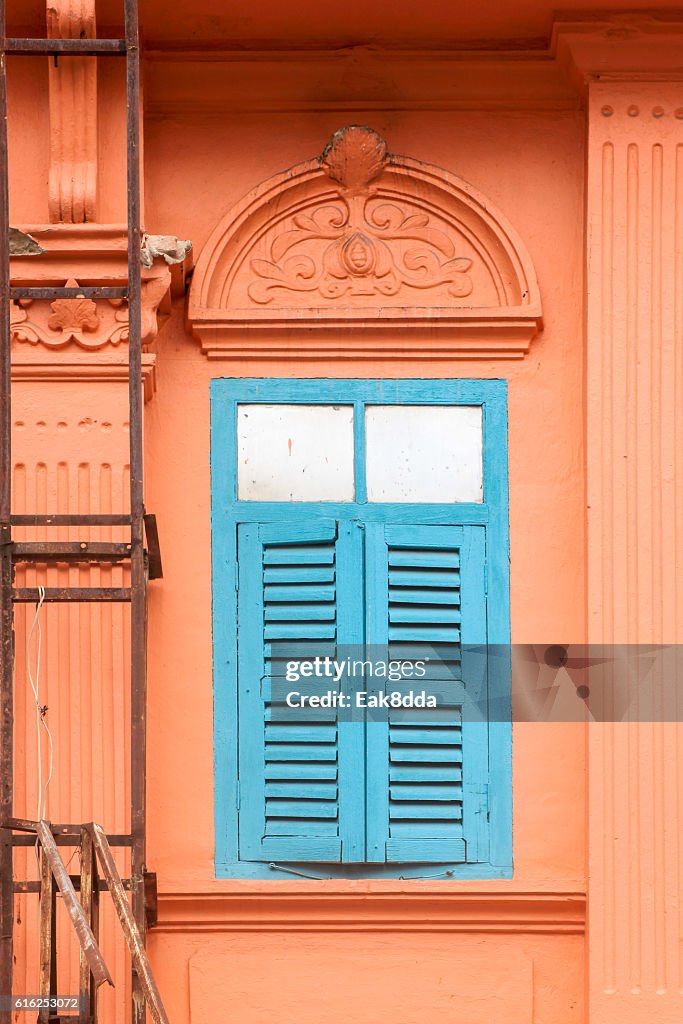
xmin=188 ymin=126 xmax=543 ymax=360
xmin=250 ymin=128 xmax=473 ymax=304
xmin=10 ymin=272 xmax=172 ymax=351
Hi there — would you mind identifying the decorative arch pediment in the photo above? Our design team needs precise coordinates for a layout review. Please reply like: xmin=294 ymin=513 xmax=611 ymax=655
xmin=188 ymin=127 xmax=543 ymax=359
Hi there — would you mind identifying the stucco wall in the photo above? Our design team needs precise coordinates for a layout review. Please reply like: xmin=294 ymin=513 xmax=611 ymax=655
xmin=139 ymin=102 xmax=586 ymax=1023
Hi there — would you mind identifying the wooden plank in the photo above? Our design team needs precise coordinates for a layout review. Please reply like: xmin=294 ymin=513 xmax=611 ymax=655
xmin=38 ymin=847 xmax=56 ymax=1024
xmin=79 ymin=828 xmax=100 ymax=1024
xmin=35 ymin=823 xmax=112 ymax=990
xmin=89 ymin=824 xmax=170 ymax=1024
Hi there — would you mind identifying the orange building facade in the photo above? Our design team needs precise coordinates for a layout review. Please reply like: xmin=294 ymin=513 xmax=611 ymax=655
xmin=4 ymin=3 xmax=683 ymax=1023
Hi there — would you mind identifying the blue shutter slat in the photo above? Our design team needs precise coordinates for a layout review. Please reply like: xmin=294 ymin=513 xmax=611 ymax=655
xmin=390 ymin=605 xmax=460 ymax=623
xmin=388 ymin=550 xmax=460 ymax=568
xmin=389 ymin=586 xmax=460 ymax=605
xmin=265 ymin=602 xmax=336 ymax=620
xmin=390 ymin=784 xmax=462 ymax=801
xmin=264 ymin=744 xmax=338 ymax=762
xmin=264 ymin=641 xmax=337 ymax=660
xmin=263 ymin=545 xmax=336 ymax=565
xmin=365 ymin=522 xmax=489 ymax=865
xmin=388 ymin=624 xmax=462 ymax=642
xmin=390 ymin=765 xmax=462 ymax=783
xmin=265 ymin=724 xmax=338 ymax=743
xmin=263 ymin=567 xmax=335 ymax=584
xmin=389 ymin=726 xmax=462 ymax=745
xmin=265 ymin=763 xmax=338 ymax=781
xmin=267 ymin=822 xmax=339 ymax=839
xmin=266 ymin=782 xmax=338 ymax=799
xmin=389 ymin=746 xmax=460 ymax=763
xmin=386 ymin=838 xmax=466 ymax=861
xmin=389 ymin=569 xmax=461 ymax=588
xmin=264 ymin=622 xmax=337 ymax=640
xmin=267 ymin=800 xmax=339 ymax=818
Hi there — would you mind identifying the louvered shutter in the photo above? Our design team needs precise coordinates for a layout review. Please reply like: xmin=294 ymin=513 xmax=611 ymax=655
xmin=365 ymin=524 xmax=489 ymax=864
xmin=236 ymin=520 xmax=364 ymax=862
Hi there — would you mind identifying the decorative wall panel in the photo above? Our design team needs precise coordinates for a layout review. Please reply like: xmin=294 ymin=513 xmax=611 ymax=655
xmin=189 ymin=126 xmax=543 ymax=360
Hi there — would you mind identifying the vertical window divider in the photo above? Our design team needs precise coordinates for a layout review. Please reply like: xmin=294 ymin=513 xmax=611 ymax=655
xmin=353 ymin=400 xmax=367 ymax=505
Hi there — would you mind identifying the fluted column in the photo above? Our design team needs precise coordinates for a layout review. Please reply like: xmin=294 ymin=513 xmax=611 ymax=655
xmin=554 ymin=20 xmax=683 ymax=1014
xmin=583 ymin=81 xmax=683 ymax=1022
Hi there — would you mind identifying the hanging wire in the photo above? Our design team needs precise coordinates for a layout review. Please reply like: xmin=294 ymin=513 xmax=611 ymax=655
xmin=26 ymin=584 xmax=53 ymax=825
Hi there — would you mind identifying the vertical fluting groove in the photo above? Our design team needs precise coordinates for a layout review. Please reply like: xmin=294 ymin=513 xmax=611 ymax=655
xmin=599 ymin=139 xmax=617 ymax=994
xmin=650 ymin=142 xmax=667 ymax=994
xmin=676 ymin=142 xmax=683 ymax=995
xmin=625 ymin=140 xmax=642 ymax=991
xmin=625 ymin=141 xmax=639 ymax=644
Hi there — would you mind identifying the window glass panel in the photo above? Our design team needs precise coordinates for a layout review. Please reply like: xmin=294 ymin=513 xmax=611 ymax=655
xmin=365 ymin=405 xmax=483 ymax=503
xmin=237 ymin=404 xmax=354 ymax=501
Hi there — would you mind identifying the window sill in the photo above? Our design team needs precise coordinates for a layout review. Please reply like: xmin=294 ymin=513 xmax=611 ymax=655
xmin=154 ymin=880 xmax=585 ymax=934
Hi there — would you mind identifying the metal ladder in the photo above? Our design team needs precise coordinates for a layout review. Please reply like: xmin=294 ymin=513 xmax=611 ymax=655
xmin=0 ymin=2 xmax=165 ymax=1021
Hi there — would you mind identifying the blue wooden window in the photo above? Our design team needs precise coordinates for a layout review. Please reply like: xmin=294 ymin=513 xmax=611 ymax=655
xmin=211 ymin=379 xmax=512 ymax=880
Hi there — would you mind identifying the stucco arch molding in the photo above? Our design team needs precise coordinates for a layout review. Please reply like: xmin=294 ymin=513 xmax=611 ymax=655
xmin=188 ymin=127 xmax=543 ymax=360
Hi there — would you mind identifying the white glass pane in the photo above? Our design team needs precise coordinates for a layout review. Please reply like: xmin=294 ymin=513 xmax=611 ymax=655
xmin=365 ymin=405 xmax=483 ymax=502
xmin=237 ymin=404 xmax=354 ymax=501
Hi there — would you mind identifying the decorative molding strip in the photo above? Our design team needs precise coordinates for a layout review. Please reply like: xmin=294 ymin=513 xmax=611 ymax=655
xmin=47 ymin=0 xmax=98 ymax=222
xmin=189 ymin=126 xmax=542 ymax=360
xmin=197 ymin=320 xmax=536 ymax=360
xmin=11 ymin=352 xmax=157 ymax=402
xmin=143 ymin=48 xmax=580 ymax=117
xmin=155 ymin=885 xmax=586 ymax=935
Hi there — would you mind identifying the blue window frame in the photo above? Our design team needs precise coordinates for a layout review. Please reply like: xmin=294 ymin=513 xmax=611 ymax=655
xmin=211 ymin=378 xmax=512 ymax=880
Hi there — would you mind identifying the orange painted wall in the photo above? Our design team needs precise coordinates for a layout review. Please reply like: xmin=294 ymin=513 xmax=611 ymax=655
xmin=142 ymin=103 xmax=586 ymax=1022
xmin=6 ymin=45 xmax=588 ymax=1024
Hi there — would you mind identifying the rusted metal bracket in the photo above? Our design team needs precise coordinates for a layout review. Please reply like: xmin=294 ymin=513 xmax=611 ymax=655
xmin=143 ymin=514 xmax=163 ymax=580
xmin=143 ymin=870 xmax=158 ymax=928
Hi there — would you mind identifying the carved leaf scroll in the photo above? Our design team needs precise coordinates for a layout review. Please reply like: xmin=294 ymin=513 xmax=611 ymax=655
xmin=249 ymin=127 xmax=474 ymax=305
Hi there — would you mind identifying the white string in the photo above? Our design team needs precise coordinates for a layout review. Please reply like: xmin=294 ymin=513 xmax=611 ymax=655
xmin=26 ymin=585 xmax=53 ymax=822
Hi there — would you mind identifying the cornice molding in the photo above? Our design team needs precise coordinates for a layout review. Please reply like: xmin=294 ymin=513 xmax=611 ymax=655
xmin=189 ymin=126 xmax=543 ymax=361
xmin=11 ymin=352 xmax=157 ymax=402
xmin=144 ymin=20 xmax=683 ymax=118
xmin=553 ymin=14 xmax=683 ymax=87
xmin=9 ymin=224 xmax=190 ymax=355
xmin=144 ymin=47 xmax=579 ymax=116
xmin=155 ymin=884 xmax=586 ymax=934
